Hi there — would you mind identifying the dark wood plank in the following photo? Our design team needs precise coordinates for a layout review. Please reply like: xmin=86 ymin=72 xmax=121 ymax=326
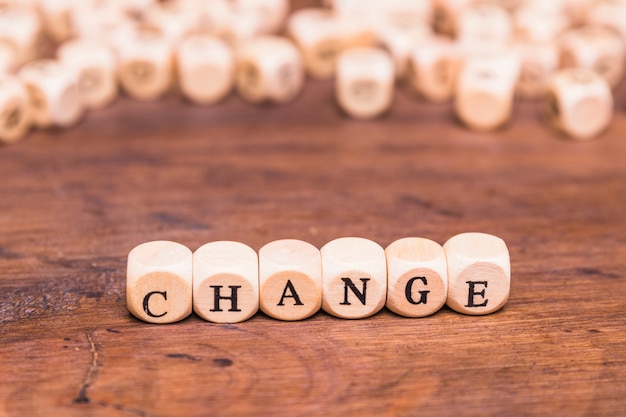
xmin=1 ymin=52 xmax=626 ymax=416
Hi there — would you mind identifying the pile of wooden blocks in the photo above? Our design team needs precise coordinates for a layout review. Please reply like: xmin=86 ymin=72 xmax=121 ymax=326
xmin=0 ymin=0 xmax=622 ymax=145
xmin=127 ymin=233 xmax=511 ymax=323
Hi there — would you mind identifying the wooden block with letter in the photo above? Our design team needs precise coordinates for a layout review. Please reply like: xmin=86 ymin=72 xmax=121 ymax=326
xmin=0 ymin=75 xmax=30 ymax=144
xmin=444 ymin=232 xmax=511 ymax=315
xmin=336 ymin=47 xmax=394 ymax=119
xmin=17 ymin=59 xmax=84 ymax=129
xmin=176 ymin=34 xmax=234 ymax=105
xmin=57 ymin=39 xmax=118 ymax=110
xmin=235 ymin=35 xmax=303 ymax=104
xmin=454 ymin=53 xmax=520 ymax=131
xmin=385 ymin=237 xmax=448 ymax=318
xmin=321 ymin=237 xmax=387 ymax=319
xmin=546 ymin=68 xmax=613 ymax=140
xmin=259 ymin=239 xmax=322 ymax=321
xmin=126 ymin=240 xmax=193 ymax=324
xmin=193 ymin=241 xmax=259 ymax=323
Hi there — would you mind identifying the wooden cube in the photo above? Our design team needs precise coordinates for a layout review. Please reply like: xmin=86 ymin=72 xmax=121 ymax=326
xmin=408 ymin=36 xmax=461 ymax=103
xmin=142 ymin=0 xmax=208 ymax=44
xmin=235 ymin=35 xmax=304 ymax=104
xmin=587 ymin=0 xmax=626 ymax=41
xmin=113 ymin=28 xmax=174 ymax=101
xmin=0 ymin=6 xmax=41 ymax=67
xmin=375 ymin=18 xmax=432 ymax=80
xmin=126 ymin=241 xmax=193 ymax=324
xmin=385 ymin=238 xmax=448 ymax=318
xmin=336 ymin=47 xmax=394 ymax=119
xmin=515 ymin=41 xmax=559 ymax=99
xmin=193 ymin=241 xmax=259 ymax=323
xmin=444 ymin=232 xmax=511 ymax=315
xmin=236 ymin=0 xmax=289 ymax=35
xmin=0 ymin=75 xmax=30 ymax=144
xmin=547 ymin=68 xmax=613 ymax=140
xmin=457 ymin=3 xmax=513 ymax=52
xmin=70 ymin=2 xmax=134 ymax=40
xmin=259 ymin=239 xmax=322 ymax=321
xmin=18 ymin=59 xmax=84 ymax=129
xmin=378 ymin=0 xmax=434 ymax=26
xmin=57 ymin=39 xmax=118 ymax=110
xmin=287 ymin=8 xmax=346 ymax=79
xmin=433 ymin=0 xmax=474 ymax=37
xmin=560 ymin=26 xmax=625 ymax=89
xmin=321 ymin=237 xmax=387 ymax=319
xmin=454 ymin=53 xmax=520 ymax=131
xmin=38 ymin=0 xmax=74 ymax=43
xmin=176 ymin=35 xmax=234 ymax=105
xmin=513 ymin=3 xmax=569 ymax=44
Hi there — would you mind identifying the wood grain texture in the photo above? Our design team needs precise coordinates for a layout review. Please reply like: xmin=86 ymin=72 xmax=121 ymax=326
xmin=1 ymin=7 xmax=626 ymax=417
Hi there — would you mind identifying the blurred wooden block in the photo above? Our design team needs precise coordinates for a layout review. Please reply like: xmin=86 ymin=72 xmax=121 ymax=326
xmin=587 ymin=0 xmax=626 ymax=41
xmin=560 ymin=26 xmax=625 ymax=89
xmin=336 ymin=47 xmax=394 ymax=119
xmin=57 ymin=39 xmax=118 ymax=110
xmin=514 ymin=41 xmax=559 ymax=99
xmin=454 ymin=53 xmax=520 ymax=131
xmin=457 ymin=3 xmax=513 ymax=53
xmin=259 ymin=239 xmax=322 ymax=321
xmin=375 ymin=17 xmax=432 ymax=80
xmin=235 ymin=35 xmax=304 ymax=104
xmin=0 ymin=6 xmax=41 ymax=67
xmin=287 ymin=8 xmax=346 ymax=79
xmin=547 ymin=68 xmax=613 ymax=140
xmin=513 ymin=3 xmax=569 ymax=44
xmin=70 ymin=1 xmax=134 ymax=40
xmin=113 ymin=28 xmax=174 ymax=101
xmin=0 ymin=75 xmax=30 ymax=144
xmin=236 ymin=0 xmax=289 ymax=35
xmin=321 ymin=237 xmax=387 ymax=319
xmin=126 ymin=241 xmax=193 ymax=324
xmin=18 ymin=59 xmax=84 ymax=128
xmin=408 ymin=36 xmax=461 ymax=102
xmin=176 ymin=35 xmax=234 ymax=105
xmin=193 ymin=241 xmax=259 ymax=323
xmin=385 ymin=238 xmax=447 ymax=318
xmin=444 ymin=232 xmax=511 ymax=315
xmin=39 ymin=0 xmax=74 ymax=43
xmin=433 ymin=0 xmax=473 ymax=37
xmin=378 ymin=0 xmax=434 ymax=26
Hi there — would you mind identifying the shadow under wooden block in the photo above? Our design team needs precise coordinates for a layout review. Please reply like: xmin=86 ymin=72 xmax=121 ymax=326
xmin=259 ymin=239 xmax=322 ymax=321
xmin=385 ymin=237 xmax=448 ymax=318
xmin=321 ymin=237 xmax=387 ymax=319
xmin=193 ymin=241 xmax=259 ymax=323
xmin=126 ymin=240 xmax=193 ymax=324
xmin=444 ymin=232 xmax=511 ymax=315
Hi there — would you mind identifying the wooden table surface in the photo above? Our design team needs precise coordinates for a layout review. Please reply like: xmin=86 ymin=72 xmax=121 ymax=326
xmin=2 ymin=32 xmax=626 ymax=417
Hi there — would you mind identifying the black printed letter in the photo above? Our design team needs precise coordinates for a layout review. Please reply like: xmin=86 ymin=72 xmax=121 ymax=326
xmin=405 ymin=277 xmax=430 ymax=305
xmin=277 ymin=280 xmax=304 ymax=306
xmin=210 ymin=285 xmax=242 ymax=312
xmin=143 ymin=291 xmax=167 ymax=318
xmin=340 ymin=278 xmax=370 ymax=305
xmin=465 ymin=281 xmax=488 ymax=307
